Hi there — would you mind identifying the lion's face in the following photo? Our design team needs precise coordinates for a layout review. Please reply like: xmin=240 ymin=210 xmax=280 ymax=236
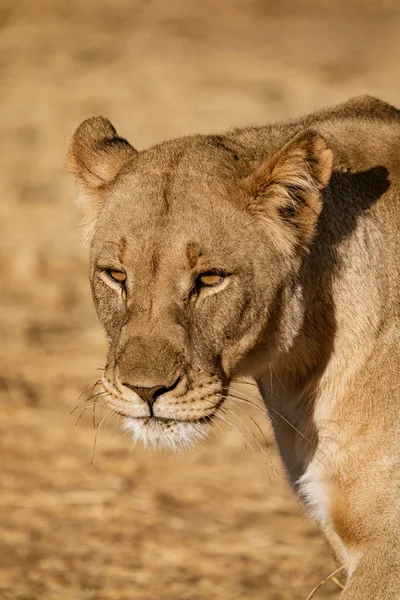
xmin=69 ymin=119 xmax=332 ymax=448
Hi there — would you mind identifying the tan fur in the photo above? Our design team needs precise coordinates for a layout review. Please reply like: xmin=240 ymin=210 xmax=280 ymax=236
xmin=69 ymin=96 xmax=400 ymax=598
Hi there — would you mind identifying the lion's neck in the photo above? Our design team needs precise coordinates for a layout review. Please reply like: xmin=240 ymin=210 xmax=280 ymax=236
xmin=257 ymin=236 xmax=381 ymax=482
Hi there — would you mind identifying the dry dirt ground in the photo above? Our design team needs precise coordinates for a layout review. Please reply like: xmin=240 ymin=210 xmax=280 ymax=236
xmin=1 ymin=1 xmax=400 ymax=598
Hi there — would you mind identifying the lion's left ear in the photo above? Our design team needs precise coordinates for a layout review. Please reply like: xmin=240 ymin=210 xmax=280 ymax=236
xmin=246 ymin=129 xmax=333 ymax=254
xmin=68 ymin=117 xmax=137 ymax=189
xmin=68 ymin=117 xmax=137 ymax=245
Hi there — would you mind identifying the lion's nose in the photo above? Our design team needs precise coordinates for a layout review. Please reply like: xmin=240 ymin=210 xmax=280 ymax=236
xmin=122 ymin=377 xmax=180 ymax=412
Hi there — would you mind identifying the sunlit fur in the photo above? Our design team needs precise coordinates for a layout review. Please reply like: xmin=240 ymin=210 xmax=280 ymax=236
xmin=70 ymin=96 xmax=400 ymax=599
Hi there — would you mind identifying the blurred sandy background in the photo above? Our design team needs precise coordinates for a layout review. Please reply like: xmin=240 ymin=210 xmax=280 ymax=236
xmin=1 ymin=1 xmax=400 ymax=598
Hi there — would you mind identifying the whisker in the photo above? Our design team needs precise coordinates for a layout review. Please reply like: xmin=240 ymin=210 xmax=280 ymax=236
xmin=92 ymin=401 xmax=97 ymax=430
xmin=270 ymin=364 xmax=286 ymax=391
xmin=226 ymin=393 xmax=280 ymax=428
xmin=224 ymin=387 xmax=310 ymax=443
xmin=226 ymin=381 xmax=287 ymax=406
xmin=74 ymin=401 xmax=109 ymax=426
xmin=220 ymin=387 xmax=279 ymax=428
xmin=72 ymin=379 xmax=105 ymax=420
xmin=90 ymin=397 xmax=107 ymax=465
xmin=226 ymin=392 xmax=267 ymax=416
xmin=211 ymin=418 xmax=225 ymax=443
xmin=267 ymin=405 xmax=310 ymax=442
xmin=78 ymin=379 xmax=102 ymax=402
xmin=231 ymin=378 xmax=259 ymax=388
xmin=127 ymin=437 xmax=139 ymax=457
xmin=103 ymin=406 xmax=118 ymax=430
xmin=97 ymin=406 xmax=114 ymax=431
xmin=237 ymin=404 xmax=271 ymax=453
xmin=222 ymin=404 xmax=272 ymax=470
xmin=84 ymin=390 xmax=108 ymax=405
xmin=190 ymin=382 xmax=285 ymax=438
xmin=91 ymin=424 xmax=98 ymax=465
xmin=214 ymin=411 xmax=251 ymax=452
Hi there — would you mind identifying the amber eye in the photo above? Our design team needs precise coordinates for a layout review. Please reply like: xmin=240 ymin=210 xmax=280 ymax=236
xmin=106 ymin=269 xmax=127 ymax=284
xmin=198 ymin=273 xmax=225 ymax=287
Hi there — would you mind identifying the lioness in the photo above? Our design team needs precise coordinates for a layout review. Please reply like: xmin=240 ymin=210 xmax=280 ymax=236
xmin=69 ymin=96 xmax=400 ymax=598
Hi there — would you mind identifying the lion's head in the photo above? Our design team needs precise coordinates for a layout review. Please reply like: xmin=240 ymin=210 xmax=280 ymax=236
xmin=69 ymin=117 xmax=332 ymax=449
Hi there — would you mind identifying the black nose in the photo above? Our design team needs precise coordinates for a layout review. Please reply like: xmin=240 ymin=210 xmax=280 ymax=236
xmin=122 ymin=377 xmax=180 ymax=412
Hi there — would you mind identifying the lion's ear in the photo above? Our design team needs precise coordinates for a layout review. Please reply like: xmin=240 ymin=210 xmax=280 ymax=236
xmin=246 ymin=129 xmax=333 ymax=254
xmin=68 ymin=117 xmax=137 ymax=188
xmin=68 ymin=117 xmax=137 ymax=245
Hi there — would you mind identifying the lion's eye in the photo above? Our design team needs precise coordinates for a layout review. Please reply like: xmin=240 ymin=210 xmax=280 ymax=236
xmin=198 ymin=273 xmax=225 ymax=287
xmin=106 ymin=269 xmax=127 ymax=284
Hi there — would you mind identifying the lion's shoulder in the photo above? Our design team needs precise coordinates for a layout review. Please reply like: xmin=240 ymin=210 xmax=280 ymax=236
xmin=303 ymin=95 xmax=400 ymax=126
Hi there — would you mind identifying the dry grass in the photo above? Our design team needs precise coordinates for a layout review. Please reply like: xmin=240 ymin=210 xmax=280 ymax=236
xmin=1 ymin=0 xmax=400 ymax=597
xmin=306 ymin=568 xmax=345 ymax=600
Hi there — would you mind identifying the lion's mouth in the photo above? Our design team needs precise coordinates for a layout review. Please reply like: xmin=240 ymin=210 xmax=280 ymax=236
xmin=126 ymin=414 xmax=216 ymax=424
xmin=102 ymin=376 xmax=225 ymax=449
xmin=122 ymin=414 xmax=213 ymax=450
xmin=109 ymin=407 xmax=220 ymax=424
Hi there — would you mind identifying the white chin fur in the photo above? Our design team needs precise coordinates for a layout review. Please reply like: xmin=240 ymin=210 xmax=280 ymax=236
xmin=122 ymin=418 xmax=209 ymax=451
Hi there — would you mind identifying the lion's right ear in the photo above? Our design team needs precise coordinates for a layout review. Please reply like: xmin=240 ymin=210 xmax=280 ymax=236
xmin=245 ymin=129 xmax=332 ymax=255
xmin=68 ymin=117 xmax=137 ymax=245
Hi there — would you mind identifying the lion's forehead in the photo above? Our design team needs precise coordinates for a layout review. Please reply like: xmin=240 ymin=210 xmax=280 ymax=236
xmin=96 ymin=185 xmax=249 ymax=272
xmin=111 ymin=137 xmax=242 ymax=205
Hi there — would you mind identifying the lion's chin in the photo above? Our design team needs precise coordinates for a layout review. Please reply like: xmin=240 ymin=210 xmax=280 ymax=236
xmin=122 ymin=417 xmax=210 ymax=451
